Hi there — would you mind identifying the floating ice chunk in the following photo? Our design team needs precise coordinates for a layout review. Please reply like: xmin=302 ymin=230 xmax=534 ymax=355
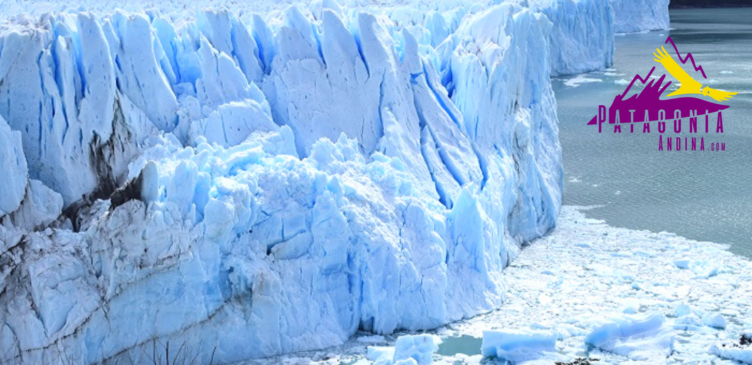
xmin=673 ymin=313 xmax=703 ymax=332
xmin=481 ymin=329 xmax=558 ymax=363
xmin=614 ymin=78 xmax=630 ymax=85
xmin=632 ymin=250 xmax=654 ymax=258
xmin=692 ymin=260 xmax=720 ymax=278
xmin=674 ymin=303 xmax=692 ymax=317
xmin=703 ymin=313 xmax=727 ymax=329
xmin=367 ymin=335 xmax=440 ymax=365
xmin=368 ymin=346 xmax=397 ymax=365
xmin=672 ymin=258 xmax=720 ymax=278
xmin=394 ymin=335 xmax=441 ymax=365
xmin=711 ymin=338 xmax=752 ymax=364
xmin=720 ymin=71 xmax=734 ymax=74
xmin=564 ymin=74 xmax=602 ymax=88
xmin=712 ymin=347 xmax=752 ymax=364
xmin=619 ymin=299 xmax=640 ymax=314
xmin=585 ymin=312 xmax=674 ymax=361
xmin=674 ymin=258 xmax=691 ymax=269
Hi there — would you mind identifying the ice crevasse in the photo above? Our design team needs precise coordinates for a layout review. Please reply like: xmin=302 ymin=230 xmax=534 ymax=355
xmin=0 ymin=0 xmax=666 ymax=364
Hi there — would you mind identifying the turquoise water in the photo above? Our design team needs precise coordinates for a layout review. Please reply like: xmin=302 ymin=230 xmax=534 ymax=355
xmin=556 ymin=8 xmax=752 ymax=258
xmin=436 ymin=335 xmax=483 ymax=357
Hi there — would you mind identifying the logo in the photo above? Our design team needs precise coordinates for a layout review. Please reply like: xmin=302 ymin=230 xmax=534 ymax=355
xmin=587 ymin=37 xmax=737 ymax=152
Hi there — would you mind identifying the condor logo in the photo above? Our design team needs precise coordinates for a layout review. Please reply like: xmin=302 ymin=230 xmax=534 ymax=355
xmin=588 ymin=37 xmax=737 ymax=152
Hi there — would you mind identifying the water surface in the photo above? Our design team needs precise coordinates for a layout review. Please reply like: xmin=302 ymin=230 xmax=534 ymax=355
xmin=556 ymin=8 xmax=752 ymax=258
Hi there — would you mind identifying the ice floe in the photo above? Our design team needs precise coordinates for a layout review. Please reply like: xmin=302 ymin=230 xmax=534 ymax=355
xmin=481 ymin=328 xmax=560 ymax=363
xmin=585 ymin=312 xmax=674 ymax=361
xmin=367 ymin=334 xmax=441 ymax=365
xmin=563 ymin=74 xmax=603 ymax=88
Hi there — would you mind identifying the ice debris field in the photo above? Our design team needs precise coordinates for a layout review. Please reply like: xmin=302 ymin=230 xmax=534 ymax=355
xmin=245 ymin=208 xmax=752 ymax=365
xmin=0 ymin=0 xmax=677 ymax=364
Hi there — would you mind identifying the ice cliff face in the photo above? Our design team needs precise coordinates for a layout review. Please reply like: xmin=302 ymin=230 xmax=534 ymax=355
xmin=0 ymin=116 xmax=28 ymax=216
xmin=0 ymin=0 xmax=666 ymax=364
xmin=610 ymin=0 xmax=671 ymax=34
xmin=533 ymin=0 xmax=614 ymax=76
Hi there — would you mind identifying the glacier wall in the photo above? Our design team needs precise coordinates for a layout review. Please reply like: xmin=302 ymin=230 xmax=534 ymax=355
xmin=610 ymin=0 xmax=671 ymax=34
xmin=0 ymin=0 xmax=670 ymax=78
xmin=0 ymin=116 xmax=28 ymax=215
xmin=0 ymin=4 xmax=559 ymax=364
xmin=0 ymin=0 xmax=667 ymax=363
xmin=534 ymin=0 xmax=615 ymax=76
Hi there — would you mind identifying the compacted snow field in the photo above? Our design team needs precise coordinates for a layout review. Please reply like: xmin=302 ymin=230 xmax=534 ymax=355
xmin=0 ymin=0 xmax=677 ymax=364
xmin=245 ymin=207 xmax=752 ymax=365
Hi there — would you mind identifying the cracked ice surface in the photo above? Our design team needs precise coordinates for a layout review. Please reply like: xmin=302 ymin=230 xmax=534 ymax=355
xmin=0 ymin=115 xmax=28 ymax=216
xmin=0 ymin=0 xmax=668 ymax=76
xmin=0 ymin=2 xmax=564 ymax=363
xmin=463 ymin=207 xmax=752 ymax=364
xmin=532 ymin=0 xmax=614 ymax=76
xmin=240 ymin=207 xmax=752 ymax=365
xmin=441 ymin=207 xmax=752 ymax=364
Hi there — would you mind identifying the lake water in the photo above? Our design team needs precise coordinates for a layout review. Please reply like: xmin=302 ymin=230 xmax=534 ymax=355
xmin=556 ymin=8 xmax=752 ymax=258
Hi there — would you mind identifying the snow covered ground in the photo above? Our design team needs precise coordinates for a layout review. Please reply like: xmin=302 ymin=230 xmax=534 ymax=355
xmin=241 ymin=207 xmax=752 ymax=365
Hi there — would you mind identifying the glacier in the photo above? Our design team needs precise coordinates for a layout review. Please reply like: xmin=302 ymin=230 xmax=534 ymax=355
xmin=272 ymin=207 xmax=752 ymax=365
xmin=610 ymin=0 xmax=671 ymax=34
xmin=430 ymin=207 xmax=752 ymax=365
xmin=0 ymin=116 xmax=28 ymax=216
xmin=534 ymin=0 xmax=614 ymax=76
xmin=0 ymin=0 xmax=669 ymax=364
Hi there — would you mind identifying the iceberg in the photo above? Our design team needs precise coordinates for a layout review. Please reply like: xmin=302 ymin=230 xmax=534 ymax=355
xmin=481 ymin=328 xmax=559 ymax=363
xmin=702 ymin=312 xmax=727 ymax=329
xmin=585 ymin=312 xmax=675 ymax=361
xmin=0 ymin=0 xmax=668 ymax=363
xmin=367 ymin=334 xmax=441 ymax=365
